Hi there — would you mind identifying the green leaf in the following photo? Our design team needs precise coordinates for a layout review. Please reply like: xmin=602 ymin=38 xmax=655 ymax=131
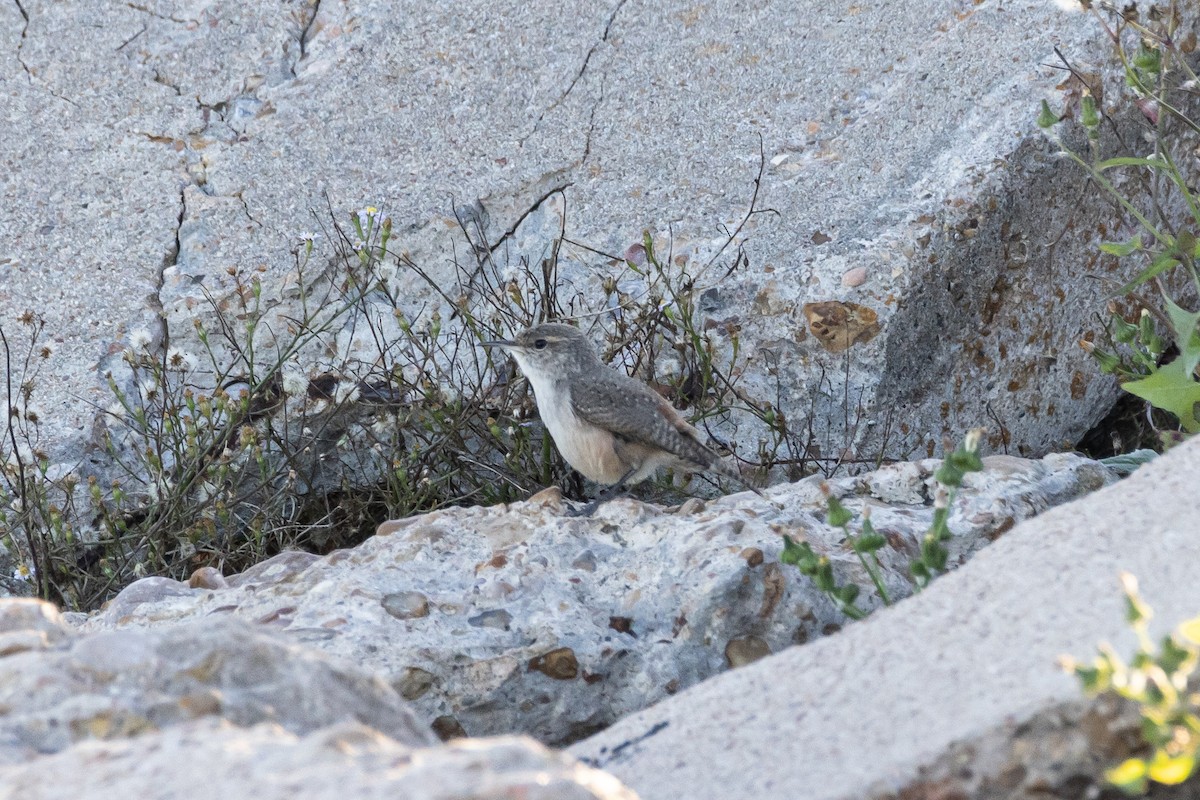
xmin=1099 ymin=449 xmax=1157 ymax=476
xmin=1094 ymin=156 xmax=1170 ymax=172
xmin=1133 ymin=45 xmax=1162 ymax=75
xmin=1163 ymin=295 xmax=1200 ymax=376
xmin=1175 ymin=230 xmax=1196 ymax=258
xmin=780 ymin=534 xmax=806 ymax=566
xmin=1158 ymin=635 xmax=1193 ymax=675
xmin=1113 ymin=251 xmax=1181 ymax=297
xmin=1100 ymin=235 xmax=1143 ymax=257
xmin=1123 ymin=359 xmax=1200 ymax=432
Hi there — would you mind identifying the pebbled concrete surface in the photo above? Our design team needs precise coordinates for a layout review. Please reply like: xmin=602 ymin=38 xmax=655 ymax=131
xmin=569 ymin=438 xmax=1200 ymax=800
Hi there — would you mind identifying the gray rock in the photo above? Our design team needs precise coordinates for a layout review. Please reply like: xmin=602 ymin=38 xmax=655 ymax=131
xmin=0 ymin=607 xmax=432 ymax=764
xmin=77 ymin=452 xmax=1113 ymax=745
xmin=567 ymin=438 xmax=1200 ymax=800
xmin=0 ymin=720 xmax=637 ymax=800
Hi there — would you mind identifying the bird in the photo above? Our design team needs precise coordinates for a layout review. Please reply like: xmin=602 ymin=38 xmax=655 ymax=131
xmin=483 ymin=322 xmax=762 ymax=511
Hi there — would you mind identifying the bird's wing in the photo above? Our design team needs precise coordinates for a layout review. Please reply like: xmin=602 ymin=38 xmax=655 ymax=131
xmin=570 ymin=370 xmax=714 ymax=464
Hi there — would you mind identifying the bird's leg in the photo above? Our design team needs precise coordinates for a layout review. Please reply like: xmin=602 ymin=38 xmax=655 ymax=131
xmin=567 ymin=467 xmax=638 ymax=517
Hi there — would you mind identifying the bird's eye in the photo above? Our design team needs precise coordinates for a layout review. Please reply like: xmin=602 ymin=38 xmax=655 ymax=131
xmin=533 ymin=338 xmax=548 ymax=350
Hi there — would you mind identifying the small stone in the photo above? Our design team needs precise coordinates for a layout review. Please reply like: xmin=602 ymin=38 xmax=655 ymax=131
xmin=188 ymin=567 xmax=227 ymax=590
xmin=178 ymin=691 xmax=222 ymax=717
xmin=740 ymin=547 xmax=764 ymax=567
xmin=676 ymin=497 xmax=706 ymax=515
xmin=842 ymin=266 xmax=868 ymax=286
xmin=725 ymin=635 xmax=771 ymax=668
xmin=381 ymin=591 xmax=430 ymax=620
xmin=395 ymin=667 xmax=436 ymax=700
xmin=529 ymin=647 xmax=578 ymax=680
xmin=431 ymin=715 xmax=467 ymax=740
xmin=468 ymin=609 xmax=512 ymax=630
xmin=528 ymin=486 xmax=565 ymax=509
xmin=375 ymin=518 xmax=416 ymax=536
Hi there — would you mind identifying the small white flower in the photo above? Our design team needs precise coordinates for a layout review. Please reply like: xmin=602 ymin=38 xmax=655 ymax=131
xmin=281 ymin=366 xmax=308 ymax=397
xmin=165 ymin=347 xmax=198 ymax=372
xmin=105 ymin=402 xmax=128 ymax=420
xmin=295 ymin=231 xmax=321 ymax=244
xmin=355 ymin=206 xmax=377 ymax=226
xmin=129 ymin=328 xmax=153 ymax=351
xmin=11 ymin=563 xmax=31 ymax=582
xmin=139 ymin=381 xmax=160 ymax=403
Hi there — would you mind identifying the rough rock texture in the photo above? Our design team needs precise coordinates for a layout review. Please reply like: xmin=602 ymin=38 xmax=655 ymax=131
xmin=569 ymin=438 xmax=1200 ymax=800
xmin=0 ymin=599 xmax=433 ymax=764
xmin=0 ymin=720 xmax=636 ymax=800
xmin=0 ymin=0 xmax=1145 ymax=483
xmin=77 ymin=452 xmax=1113 ymax=745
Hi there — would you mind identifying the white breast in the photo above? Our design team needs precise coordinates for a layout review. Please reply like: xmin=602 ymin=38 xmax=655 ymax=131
xmin=515 ymin=360 xmax=625 ymax=484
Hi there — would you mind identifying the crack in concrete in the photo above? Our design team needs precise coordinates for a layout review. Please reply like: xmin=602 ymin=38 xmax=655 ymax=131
xmin=152 ymin=69 xmax=182 ymax=96
xmin=147 ymin=184 xmax=186 ymax=332
xmin=581 ymin=73 xmax=606 ymax=165
xmin=12 ymin=1 xmax=81 ymax=106
xmin=520 ymin=0 xmax=627 ymax=146
xmin=115 ymin=23 xmax=147 ymax=52
xmin=289 ymin=0 xmax=322 ymax=78
xmin=13 ymin=0 xmax=30 ymax=79
xmin=487 ymin=183 xmax=572 ymax=255
xmin=124 ymin=2 xmax=195 ymax=25
xmin=234 ymin=192 xmax=262 ymax=227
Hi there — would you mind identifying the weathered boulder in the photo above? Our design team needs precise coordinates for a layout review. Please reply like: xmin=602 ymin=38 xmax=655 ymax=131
xmin=0 ymin=720 xmax=636 ymax=800
xmin=77 ymin=452 xmax=1113 ymax=745
xmin=0 ymin=0 xmax=1143 ymax=489
xmin=0 ymin=599 xmax=432 ymax=764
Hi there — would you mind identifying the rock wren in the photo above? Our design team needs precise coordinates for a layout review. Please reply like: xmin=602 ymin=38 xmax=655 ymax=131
xmin=484 ymin=323 xmax=761 ymax=506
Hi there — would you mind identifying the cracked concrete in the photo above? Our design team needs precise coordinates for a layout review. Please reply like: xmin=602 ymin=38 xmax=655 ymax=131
xmin=523 ymin=0 xmax=626 ymax=146
xmin=0 ymin=0 xmax=1155 ymax=490
xmin=289 ymin=0 xmax=321 ymax=77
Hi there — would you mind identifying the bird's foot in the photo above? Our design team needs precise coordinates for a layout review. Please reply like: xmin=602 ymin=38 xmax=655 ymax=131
xmin=565 ymin=484 xmax=627 ymax=517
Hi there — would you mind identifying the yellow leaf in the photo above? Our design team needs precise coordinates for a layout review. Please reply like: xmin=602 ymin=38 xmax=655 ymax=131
xmin=1179 ymin=617 xmax=1200 ymax=645
xmin=1148 ymin=752 xmax=1196 ymax=785
xmin=1107 ymin=758 xmax=1149 ymax=793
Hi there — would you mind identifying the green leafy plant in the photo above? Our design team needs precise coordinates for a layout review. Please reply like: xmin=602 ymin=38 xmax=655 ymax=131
xmin=781 ymin=429 xmax=984 ymax=618
xmin=1062 ymin=573 xmax=1200 ymax=794
xmin=1041 ymin=2 xmax=1200 ymax=446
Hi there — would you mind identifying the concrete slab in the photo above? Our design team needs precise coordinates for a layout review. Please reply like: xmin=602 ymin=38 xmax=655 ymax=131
xmin=570 ymin=438 xmax=1200 ymax=799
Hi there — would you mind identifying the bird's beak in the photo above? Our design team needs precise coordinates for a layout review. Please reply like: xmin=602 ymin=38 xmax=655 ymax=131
xmin=482 ymin=339 xmax=514 ymax=349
